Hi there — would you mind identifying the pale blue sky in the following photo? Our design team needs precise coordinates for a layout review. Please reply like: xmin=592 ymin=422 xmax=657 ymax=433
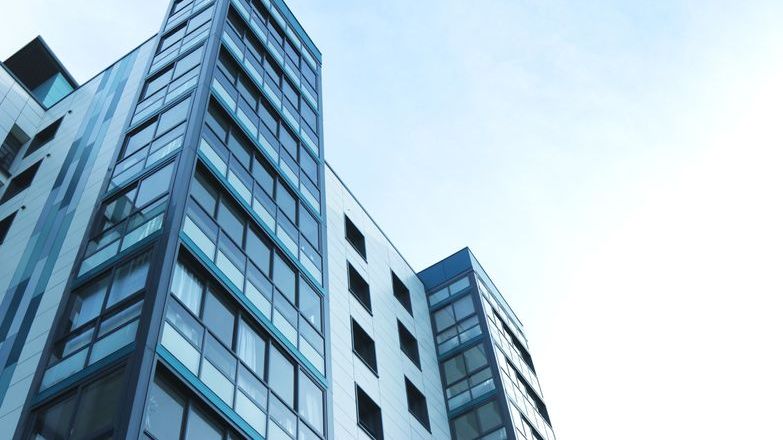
xmin=3 ymin=1 xmax=783 ymax=438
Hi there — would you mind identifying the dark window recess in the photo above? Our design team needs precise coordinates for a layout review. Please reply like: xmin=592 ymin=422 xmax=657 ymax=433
xmin=398 ymin=321 xmax=420 ymax=368
xmin=1 ymin=160 xmax=42 ymax=203
xmin=0 ymin=125 xmax=29 ymax=175
xmin=391 ymin=271 xmax=412 ymax=314
xmin=25 ymin=117 xmax=63 ymax=157
xmin=356 ymin=385 xmax=383 ymax=440
xmin=405 ymin=378 xmax=430 ymax=431
xmin=0 ymin=212 xmax=17 ymax=245
xmin=344 ymin=215 xmax=366 ymax=259
xmin=348 ymin=263 xmax=371 ymax=312
xmin=351 ymin=319 xmax=377 ymax=373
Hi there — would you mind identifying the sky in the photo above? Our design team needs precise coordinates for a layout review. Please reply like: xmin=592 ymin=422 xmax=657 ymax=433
xmin=3 ymin=0 xmax=783 ymax=438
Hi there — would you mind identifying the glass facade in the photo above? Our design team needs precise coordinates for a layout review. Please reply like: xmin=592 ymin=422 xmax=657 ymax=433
xmin=420 ymin=248 xmax=556 ymax=440
xmin=2 ymin=1 xmax=555 ymax=439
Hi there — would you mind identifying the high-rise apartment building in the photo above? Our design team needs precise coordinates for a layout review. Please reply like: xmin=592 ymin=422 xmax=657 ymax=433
xmin=0 ymin=1 xmax=555 ymax=439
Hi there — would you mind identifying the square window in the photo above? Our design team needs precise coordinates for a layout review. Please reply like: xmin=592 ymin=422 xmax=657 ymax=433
xmin=351 ymin=319 xmax=377 ymax=373
xmin=398 ymin=321 xmax=420 ymax=368
xmin=25 ymin=117 xmax=63 ymax=157
xmin=405 ymin=378 xmax=430 ymax=431
xmin=344 ymin=216 xmax=366 ymax=259
xmin=0 ymin=212 xmax=16 ymax=245
xmin=347 ymin=263 xmax=371 ymax=312
xmin=1 ymin=160 xmax=42 ymax=203
xmin=356 ymin=385 xmax=383 ymax=440
xmin=391 ymin=271 xmax=412 ymax=314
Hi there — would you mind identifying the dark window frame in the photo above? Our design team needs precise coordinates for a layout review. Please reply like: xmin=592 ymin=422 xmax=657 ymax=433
xmin=397 ymin=320 xmax=421 ymax=369
xmin=0 ymin=124 xmax=29 ymax=175
xmin=0 ymin=211 xmax=16 ymax=245
xmin=355 ymin=384 xmax=384 ymax=440
xmin=351 ymin=318 xmax=377 ymax=374
xmin=0 ymin=159 xmax=42 ymax=203
xmin=391 ymin=271 xmax=412 ymax=314
xmin=405 ymin=377 xmax=431 ymax=431
xmin=344 ymin=215 xmax=366 ymax=260
xmin=347 ymin=263 xmax=371 ymax=313
xmin=25 ymin=117 xmax=63 ymax=158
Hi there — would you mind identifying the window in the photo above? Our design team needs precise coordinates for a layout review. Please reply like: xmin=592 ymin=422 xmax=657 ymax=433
xmin=153 ymin=4 xmax=214 ymax=67
xmin=31 ymin=369 xmax=125 ymax=439
xmin=273 ymin=253 xmax=296 ymax=302
xmin=391 ymin=271 xmax=412 ymax=314
xmin=203 ymin=290 xmax=235 ymax=346
xmin=398 ymin=321 xmax=420 ymax=368
xmin=41 ymin=253 xmax=148 ymax=389
xmin=504 ymin=357 xmax=551 ymax=425
xmin=268 ymin=344 xmax=294 ymax=406
xmin=452 ymin=400 xmax=506 ymax=440
xmin=298 ymin=279 xmax=321 ymax=330
xmin=80 ymin=163 xmax=173 ymax=275
xmin=237 ymin=318 xmax=266 ymax=377
xmin=144 ymin=373 xmax=238 ymax=440
xmin=351 ymin=319 xmax=377 ymax=373
xmin=298 ymin=370 xmax=324 ymax=434
xmin=347 ymin=263 xmax=371 ymax=312
xmin=428 ymin=275 xmax=471 ymax=306
xmin=181 ymin=168 xmax=328 ymax=371
xmin=0 ymin=212 xmax=16 ymax=245
xmin=0 ymin=124 xmax=29 ymax=175
xmin=198 ymin=103 xmax=324 ymax=272
xmin=356 ymin=385 xmax=383 ymax=440
xmin=442 ymin=344 xmax=494 ymax=410
xmin=1 ymin=160 xmax=41 ymax=203
xmin=112 ymin=96 xmax=191 ymax=189
xmin=344 ymin=215 xmax=366 ymax=259
xmin=25 ymin=117 xmax=63 ymax=157
xmin=405 ymin=378 xmax=430 ymax=431
xmin=433 ymin=296 xmax=481 ymax=354
xmin=163 ymin=260 xmax=325 ymax=435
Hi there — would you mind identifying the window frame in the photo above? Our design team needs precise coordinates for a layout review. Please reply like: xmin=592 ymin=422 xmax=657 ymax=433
xmin=344 ymin=215 xmax=366 ymax=260
xmin=347 ymin=263 xmax=371 ymax=313
xmin=404 ymin=377 xmax=431 ymax=431
xmin=351 ymin=318 xmax=378 ymax=374
xmin=25 ymin=117 xmax=63 ymax=158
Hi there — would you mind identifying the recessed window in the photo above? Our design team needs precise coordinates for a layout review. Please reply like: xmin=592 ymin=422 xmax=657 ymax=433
xmin=25 ymin=117 xmax=63 ymax=157
xmin=0 ymin=212 xmax=16 ymax=245
xmin=351 ymin=319 xmax=377 ymax=373
xmin=0 ymin=124 xmax=29 ymax=175
xmin=405 ymin=378 xmax=430 ymax=431
xmin=391 ymin=271 xmax=412 ymax=314
xmin=356 ymin=385 xmax=383 ymax=440
xmin=398 ymin=321 xmax=420 ymax=368
xmin=347 ymin=263 xmax=371 ymax=312
xmin=1 ymin=160 xmax=42 ymax=203
xmin=344 ymin=215 xmax=366 ymax=259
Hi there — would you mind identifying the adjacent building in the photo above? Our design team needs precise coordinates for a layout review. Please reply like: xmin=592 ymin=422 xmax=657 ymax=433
xmin=0 ymin=0 xmax=555 ymax=439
